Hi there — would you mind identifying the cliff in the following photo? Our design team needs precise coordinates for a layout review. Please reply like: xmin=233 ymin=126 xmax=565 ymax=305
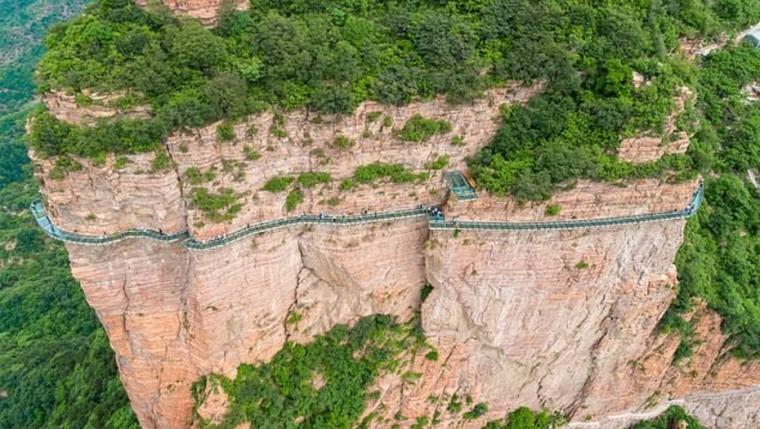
xmin=133 ymin=0 xmax=247 ymax=25
xmin=31 ymin=82 xmax=760 ymax=429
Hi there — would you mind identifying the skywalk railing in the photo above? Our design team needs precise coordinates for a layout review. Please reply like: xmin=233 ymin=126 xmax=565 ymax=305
xmin=430 ymin=182 xmax=704 ymax=231
xmin=184 ymin=208 xmax=429 ymax=250
xmin=29 ymin=182 xmax=704 ymax=250
xmin=30 ymin=201 xmax=190 ymax=245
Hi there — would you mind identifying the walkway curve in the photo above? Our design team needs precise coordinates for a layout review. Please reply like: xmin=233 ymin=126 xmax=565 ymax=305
xmin=564 ymin=385 xmax=760 ymax=428
xmin=30 ymin=182 xmax=703 ymax=252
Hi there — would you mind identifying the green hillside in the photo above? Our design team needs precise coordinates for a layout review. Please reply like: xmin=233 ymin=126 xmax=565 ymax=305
xmin=0 ymin=1 xmax=139 ymax=427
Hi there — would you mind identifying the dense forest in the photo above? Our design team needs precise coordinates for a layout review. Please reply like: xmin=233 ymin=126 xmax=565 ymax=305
xmin=0 ymin=0 xmax=139 ymax=427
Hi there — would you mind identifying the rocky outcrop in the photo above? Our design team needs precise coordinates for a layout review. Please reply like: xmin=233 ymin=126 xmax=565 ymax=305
xmin=30 ymin=149 xmax=186 ymax=235
xmin=38 ymin=84 xmax=540 ymax=240
xmin=134 ymin=0 xmax=248 ymax=25
xmin=43 ymin=90 xmax=151 ymax=125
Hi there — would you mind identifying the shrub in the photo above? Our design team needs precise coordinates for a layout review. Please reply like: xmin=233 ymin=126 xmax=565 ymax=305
xmin=185 ymin=167 xmax=216 ymax=185
xmin=399 ymin=115 xmax=453 ymax=143
xmin=262 ymin=176 xmax=294 ymax=193
xmin=114 ymin=156 xmax=129 ymax=169
xmin=333 ymin=135 xmax=354 ymax=150
xmin=545 ymin=204 xmax=561 ymax=216
xmin=426 ymin=155 xmax=450 ymax=170
xmin=297 ymin=172 xmax=331 ymax=188
xmin=150 ymin=150 xmax=171 ymax=173
xmin=353 ymin=162 xmax=428 ymax=185
xmin=191 ymin=188 xmax=242 ymax=222
xmin=216 ymin=121 xmax=235 ymax=142
xmin=340 ymin=179 xmax=357 ymax=191
xmin=421 ymin=283 xmax=434 ymax=302
xmin=481 ymin=407 xmax=567 ymax=429
xmin=575 ymin=261 xmax=589 ymax=269
xmin=447 ymin=394 xmax=462 ymax=414
xmin=463 ymin=402 xmax=488 ymax=420
xmin=367 ymin=111 xmax=382 ymax=123
xmin=286 ymin=188 xmax=304 ymax=212
xmin=243 ymin=146 xmax=261 ymax=161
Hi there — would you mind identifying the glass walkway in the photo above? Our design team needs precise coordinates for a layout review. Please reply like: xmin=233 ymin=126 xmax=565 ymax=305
xmin=446 ymin=171 xmax=478 ymax=201
xmin=30 ymin=182 xmax=704 ymax=251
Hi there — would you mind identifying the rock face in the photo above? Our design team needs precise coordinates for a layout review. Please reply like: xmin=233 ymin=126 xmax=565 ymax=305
xmin=32 ymin=83 xmax=760 ymax=428
xmin=43 ymin=90 xmax=151 ymax=125
xmin=66 ymin=218 xmax=430 ymax=428
xmin=134 ymin=0 xmax=248 ymax=25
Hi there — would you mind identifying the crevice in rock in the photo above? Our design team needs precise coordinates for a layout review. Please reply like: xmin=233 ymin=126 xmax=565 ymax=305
xmin=568 ymin=302 xmax=616 ymax=417
xmin=163 ymin=141 xmax=189 ymax=231
xmin=284 ymin=230 xmax=310 ymax=342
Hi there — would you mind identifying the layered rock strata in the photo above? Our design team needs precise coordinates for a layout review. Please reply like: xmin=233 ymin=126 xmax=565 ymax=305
xmin=133 ymin=0 xmax=248 ymax=25
xmin=32 ymin=82 xmax=760 ymax=428
xmin=37 ymin=84 xmax=540 ymax=241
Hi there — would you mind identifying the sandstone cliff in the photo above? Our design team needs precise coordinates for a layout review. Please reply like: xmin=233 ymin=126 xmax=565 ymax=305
xmin=32 ymin=81 xmax=760 ymax=429
xmin=134 ymin=0 xmax=247 ymax=25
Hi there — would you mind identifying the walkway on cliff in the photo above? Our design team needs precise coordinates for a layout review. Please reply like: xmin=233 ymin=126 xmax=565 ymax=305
xmin=564 ymin=385 xmax=760 ymax=428
xmin=30 ymin=182 xmax=704 ymax=251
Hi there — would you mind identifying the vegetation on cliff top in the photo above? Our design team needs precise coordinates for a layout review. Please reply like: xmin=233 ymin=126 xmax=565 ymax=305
xmin=28 ymin=0 xmax=760 ymax=200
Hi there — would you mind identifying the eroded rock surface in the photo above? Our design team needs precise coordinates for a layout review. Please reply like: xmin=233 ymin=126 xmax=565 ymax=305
xmin=134 ymin=0 xmax=248 ymax=25
xmin=32 ymin=83 xmax=760 ymax=428
xmin=55 ymin=174 xmax=758 ymax=429
xmin=43 ymin=90 xmax=151 ymax=125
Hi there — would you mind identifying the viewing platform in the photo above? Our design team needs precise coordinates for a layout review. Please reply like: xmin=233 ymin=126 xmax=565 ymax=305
xmin=31 ymin=182 xmax=704 ymax=251
xmin=446 ymin=171 xmax=478 ymax=201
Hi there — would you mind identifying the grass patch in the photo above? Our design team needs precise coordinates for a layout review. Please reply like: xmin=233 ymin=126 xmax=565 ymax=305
xmin=353 ymin=162 xmax=428 ymax=185
xmin=426 ymin=155 xmax=450 ymax=170
xmin=243 ymin=146 xmax=261 ymax=161
xmin=216 ymin=121 xmax=235 ymax=142
xmin=545 ymin=204 xmax=561 ymax=216
xmin=297 ymin=172 xmax=331 ymax=188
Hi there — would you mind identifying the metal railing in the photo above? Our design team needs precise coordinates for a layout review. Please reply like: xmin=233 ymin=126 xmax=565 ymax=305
xmin=29 ymin=182 xmax=704 ymax=250
xmin=430 ymin=182 xmax=704 ymax=231
xmin=184 ymin=208 xmax=429 ymax=250
xmin=30 ymin=201 xmax=189 ymax=245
